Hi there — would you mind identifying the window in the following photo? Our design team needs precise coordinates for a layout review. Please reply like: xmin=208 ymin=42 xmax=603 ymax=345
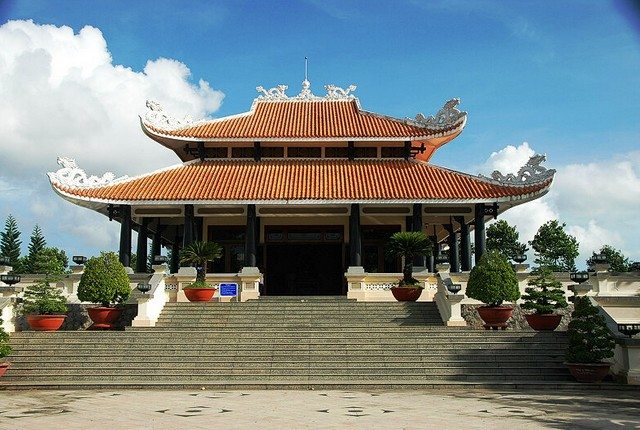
xmin=381 ymin=147 xmax=406 ymax=158
xmin=231 ymin=147 xmax=254 ymax=158
xmin=361 ymin=225 xmax=401 ymax=273
xmin=261 ymin=147 xmax=284 ymax=158
xmin=324 ymin=147 xmax=349 ymax=158
xmin=208 ymin=226 xmax=246 ymax=273
xmin=204 ymin=147 xmax=228 ymax=158
xmin=287 ymin=147 xmax=321 ymax=158
xmin=354 ymin=147 xmax=377 ymax=158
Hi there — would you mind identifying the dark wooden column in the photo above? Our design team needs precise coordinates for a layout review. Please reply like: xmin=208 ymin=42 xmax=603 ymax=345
xmin=445 ymin=223 xmax=459 ymax=273
xmin=349 ymin=203 xmax=361 ymax=266
xmin=245 ymin=204 xmax=257 ymax=267
xmin=170 ymin=242 xmax=180 ymax=274
xmin=254 ymin=141 xmax=261 ymax=161
xmin=428 ymin=225 xmax=437 ymax=272
xmin=412 ymin=203 xmax=425 ymax=267
xmin=151 ymin=220 xmax=164 ymax=261
xmin=456 ymin=216 xmax=471 ymax=271
xmin=474 ymin=203 xmax=486 ymax=265
xmin=183 ymin=204 xmax=195 ymax=248
xmin=195 ymin=217 xmax=203 ymax=242
xmin=118 ymin=204 xmax=132 ymax=267
xmin=135 ymin=217 xmax=149 ymax=273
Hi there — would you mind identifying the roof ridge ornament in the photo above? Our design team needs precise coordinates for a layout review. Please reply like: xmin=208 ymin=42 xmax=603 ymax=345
xmin=483 ymin=154 xmax=556 ymax=185
xmin=143 ymin=100 xmax=194 ymax=130
xmin=414 ymin=98 xmax=467 ymax=130
xmin=47 ymin=157 xmax=128 ymax=188
xmin=256 ymin=84 xmax=289 ymax=100
xmin=325 ymin=84 xmax=357 ymax=99
xmin=254 ymin=82 xmax=358 ymax=102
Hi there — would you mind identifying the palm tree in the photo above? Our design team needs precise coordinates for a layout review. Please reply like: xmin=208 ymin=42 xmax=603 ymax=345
xmin=179 ymin=241 xmax=223 ymax=283
xmin=386 ymin=231 xmax=432 ymax=286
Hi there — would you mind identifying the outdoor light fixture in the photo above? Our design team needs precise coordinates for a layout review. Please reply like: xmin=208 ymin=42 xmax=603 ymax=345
xmin=0 ymin=256 xmax=10 ymax=266
xmin=72 ymin=255 xmax=87 ymax=265
xmin=435 ymin=253 xmax=449 ymax=264
xmin=136 ymin=283 xmax=152 ymax=294
xmin=570 ymin=271 xmax=590 ymax=284
xmin=513 ymin=254 xmax=527 ymax=264
xmin=630 ymin=262 xmax=640 ymax=272
xmin=592 ymin=254 xmax=608 ymax=265
xmin=0 ymin=274 xmax=21 ymax=286
xmin=617 ymin=323 xmax=640 ymax=339
xmin=153 ymin=255 xmax=169 ymax=265
xmin=447 ymin=283 xmax=462 ymax=294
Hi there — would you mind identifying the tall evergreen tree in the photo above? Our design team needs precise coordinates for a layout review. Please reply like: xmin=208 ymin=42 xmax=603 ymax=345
xmin=0 ymin=214 xmax=22 ymax=266
xmin=529 ymin=220 xmax=579 ymax=272
xmin=486 ymin=219 xmax=527 ymax=261
xmin=27 ymin=225 xmax=46 ymax=259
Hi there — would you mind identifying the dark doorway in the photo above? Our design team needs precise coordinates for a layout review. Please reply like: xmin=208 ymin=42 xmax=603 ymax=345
xmin=265 ymin=243 xmax=343 ymax=295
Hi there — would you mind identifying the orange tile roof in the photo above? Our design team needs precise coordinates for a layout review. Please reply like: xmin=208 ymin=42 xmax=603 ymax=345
xmin=144 ymin=100 xmax=461 ymax=140
xmin=52 ymin=159 xmax=552 ymax=203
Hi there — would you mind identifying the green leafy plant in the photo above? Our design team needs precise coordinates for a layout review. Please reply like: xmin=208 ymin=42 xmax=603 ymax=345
xmin=486 ymin=219 xmax=528 ymax=261
xmin=0 ymin=214 xmax=21 ymax=267
xmin=565 ymin=296 xmax=615 ymax=364
xmin=0 ymin=318 xmax=10 ymax=361
xmin=521 ymin=266 xmax=568 ymax=314
xmin=180 ymin=241 xmax=223 ymax=286
xmin=587 ymin=245 xmax=631 ymax=272
xmin=530 ymin=220 xmax=579 ymax=272
xmin=78 ymin=252 xmax=131 ymax=307
xmin=385 ymin=231 xmax=432 ymax=287
xmin=20 ymin=280 xmax=68 ymax=315
xmin=466 ymin=250 xmax=520 ymax=306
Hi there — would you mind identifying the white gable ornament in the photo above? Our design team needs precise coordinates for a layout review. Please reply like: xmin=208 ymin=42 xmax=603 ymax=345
xmin=415 ymin=98 xmax=467 ymax=130
xmin=484 ymin=154 xmax=556 ymax=185
xmin=325 ymin=84 xmax=357 ymax=99
xmin=48 ymin=157 xmax=128 ymax=188
xmin=255 ymin=85 xmax=289 ymax=100
xmin=143 ymin=100 xmax=194 ymax=130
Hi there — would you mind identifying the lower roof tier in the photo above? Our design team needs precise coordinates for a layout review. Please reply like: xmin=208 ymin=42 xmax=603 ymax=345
xmin=49 ymin=159 xmax=553 ymax=205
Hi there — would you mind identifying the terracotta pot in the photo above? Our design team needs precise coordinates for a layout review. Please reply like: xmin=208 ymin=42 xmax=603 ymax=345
xmin=525 ymin=313 xmax=562 ymax=331
xmin=87 ymin=307 xmax=122 ymax=330
xmin=566 ymin=362 xmax=611 ymax=383
xmin=184 ymin=287 xmax=217 ymax=302
xmin=476 ymin=306 xmax=514 ymax=330
xmin=390 ymin=287 xmax=423 ymax=302
xmin=26 ymin=314 xmax=66 ymax=331
xmin=0 ymin=363 xmax=9 ymax=377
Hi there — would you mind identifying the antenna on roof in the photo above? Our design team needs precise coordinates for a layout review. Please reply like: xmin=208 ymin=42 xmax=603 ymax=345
xmin=304 ymin=56 xmax=308 ymax=81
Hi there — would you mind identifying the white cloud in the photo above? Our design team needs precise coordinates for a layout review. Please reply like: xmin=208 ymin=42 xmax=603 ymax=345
xmin=0 ymin=20 xmax=224 ymax=256
xmin=481 ymin=141 xmax=535 ymax=176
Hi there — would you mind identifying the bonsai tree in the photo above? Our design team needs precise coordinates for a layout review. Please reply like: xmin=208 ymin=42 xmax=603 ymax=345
xmin=0 ymin=318 xmax=10 ymax=362
xmin=179 ymin=241 xmax=223 ymax=287
xmin=385 ymin=231 xmax=432 ymax=287
xmin=78 ymin=251 xmax=131 ymax=307
xmin=521 ymin=266 xmax=568 ymax=314
xmin=21 ymin=279 xmax=68 ymax=316
xmin=566 ymin=296 xmax=615 ymax=364
xmin=467 ymin=250 xmax=520 ymax=307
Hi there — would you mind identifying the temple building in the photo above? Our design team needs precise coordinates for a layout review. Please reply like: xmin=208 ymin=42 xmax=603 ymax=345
xmin=47 ymin=80 xmax=555 ymax=297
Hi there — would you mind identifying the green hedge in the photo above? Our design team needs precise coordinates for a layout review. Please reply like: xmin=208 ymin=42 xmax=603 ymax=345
xmin=466 ymin=250 xmax=520 ymax=307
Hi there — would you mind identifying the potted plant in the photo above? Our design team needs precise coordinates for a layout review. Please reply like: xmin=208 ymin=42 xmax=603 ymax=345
xmin=466 ymin=250 xmax=520 ymax=329
xmin=179 ymin=241 xmax=223 ymax=302
xmin=78 ymin=251 xmax=131 ymax=329
xmin=21 ymin=279 xmax=69 ymax=331
xmin=521 ymin=266 xmax=568 ymax=331
xmin=565 ymin=296 xmax=616 ymax=383
xmin=0 ymin=317 xmax=10 ymax=377
xmin=385 ymin=231 xmax=432 ymax=302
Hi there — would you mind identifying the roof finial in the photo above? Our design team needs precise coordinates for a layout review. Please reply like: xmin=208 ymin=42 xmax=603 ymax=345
xmin=304 ymin=56 xmax=308 ymax=82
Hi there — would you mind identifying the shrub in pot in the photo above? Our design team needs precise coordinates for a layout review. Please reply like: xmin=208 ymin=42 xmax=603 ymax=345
xmin=466 ymin=250 xmax=520 ymax=329
xmin=565 ymin=296 xmax=616 ymax=383
xmin=521 ymin=266 xmax=568 ymax=331
xmin=21 ymin=279 xmax=69 ymax=331
xmin=385 ymin=232 xmax=432 ymax=302
xmin=179 ymin=241 xmax=223 ymax=302
xmin=0 ymin=317 xmax=10 ymax=377
xmin=78 ymin=251 xmax=131 ymax=329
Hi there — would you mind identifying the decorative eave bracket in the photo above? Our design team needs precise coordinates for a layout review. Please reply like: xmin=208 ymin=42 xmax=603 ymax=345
xmin=412 ymin=98 xmax=467 ymax=131
xmin=141 ymin=100 xmax=200 ymax=131
xmin=480 ymin=154 xmax=556 ymax=186
xmin=47 ymin=157 xmax=128 ymax=188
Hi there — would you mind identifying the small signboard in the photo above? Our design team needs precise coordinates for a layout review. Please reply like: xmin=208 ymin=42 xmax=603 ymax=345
xmin=219 ymin=283 xmax=238 ymax=297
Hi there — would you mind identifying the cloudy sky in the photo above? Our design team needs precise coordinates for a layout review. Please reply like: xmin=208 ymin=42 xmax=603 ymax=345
xmin=0 ymin=0 xmax=638 ymax=268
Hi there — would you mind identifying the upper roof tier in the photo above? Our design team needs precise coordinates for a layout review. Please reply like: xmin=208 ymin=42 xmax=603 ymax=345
xmin=140 ymin=81 xmax=467 ymax=162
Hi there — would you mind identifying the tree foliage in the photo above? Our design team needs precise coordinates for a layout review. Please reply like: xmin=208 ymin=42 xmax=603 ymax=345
xmin=466 ymin=250 xmax=520 ymax=306
xmin=27 ymin=225 xmax=46 ymax=261
xmin=586 ymin=245 xmax=630 ymax=272
xmin=529 ymin=220 xmax=579 ymax=272
xmin=29 ymin=247 xmax=67 ymax=276
xmin=180 ymin=241 xmax=223 ymax=283
xmin=0 ymin=317 xmax=10 ymax=359
xmin=521 ymin=266 xmax=568 ymax=314
xmin=78 ymin=251 xmax=131 ymax=307
xmin=385 ymin=231 xmax=432 ymax=286
xmin=0 ymin=214 xmax=21 ymax=266
xmin=565 ymin=296 xmax=615 ymax=364
xmin=486 ymin=220 xmax=527 ymax=261
xmin=21 ymin=280 xmax=68 ymax=315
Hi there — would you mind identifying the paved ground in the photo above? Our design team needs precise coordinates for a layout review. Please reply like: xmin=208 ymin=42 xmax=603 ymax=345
xmin=0 ymin=389 xmax=638 ymax=429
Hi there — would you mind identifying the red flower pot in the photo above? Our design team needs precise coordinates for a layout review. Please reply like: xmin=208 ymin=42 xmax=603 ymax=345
xmin=184 ymin=288 xmax=216 ymax=302
xmin=0 ymin=363 xmax=9 ymax=377
xmin=566 ymin=363 xmax=611 ymax=383
xmin=525 ymin=313 xmax=562 ymax=331
xmin=87 ymin=307 xmax=122 ymax=330
xmin=476 ymin=306 xmax=514 ymax=330
xmin=26 ymin=314 xmax=66 ymax=331
xmin=390 ymin=287 xmax=423 ymax=302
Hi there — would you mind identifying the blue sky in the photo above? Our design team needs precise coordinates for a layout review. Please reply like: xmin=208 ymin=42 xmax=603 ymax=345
xmin=0 ymin=0 xmax=639 ymax=266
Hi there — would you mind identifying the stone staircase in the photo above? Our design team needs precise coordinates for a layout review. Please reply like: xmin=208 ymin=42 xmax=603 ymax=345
xmin=1 ymin=296 xmax=577 ymax=389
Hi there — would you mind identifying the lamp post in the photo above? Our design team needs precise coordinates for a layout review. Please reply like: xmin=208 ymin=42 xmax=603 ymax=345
xmin=0 ymin=256 xmax=11 ymax=266
xmin=153 ymin=255 xmax=169 ymax=265
xmin=617 ymin=323 xmax=640 ymax=339
xmin=570 ymin=271 xmax=590 ymax=284
xmin=446 ymin=283 xmax=462 ymax=294
xmin=72 ymin=255 xmax=87 ymax=265
xmin=513 ymin=254 xmax=527 ymax=264
xmin=0 ymin=274 xmax=21 ymax=286
xmin=136 ymin=283 xmax=152 ymax=294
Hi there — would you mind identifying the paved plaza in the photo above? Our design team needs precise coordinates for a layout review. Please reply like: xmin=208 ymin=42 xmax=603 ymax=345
xmin=0 ymin=389 xmax=638 ymax=429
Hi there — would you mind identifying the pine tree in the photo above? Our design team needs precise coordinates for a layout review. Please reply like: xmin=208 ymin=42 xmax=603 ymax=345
xmin=529 ymin=220 xmax=579 ymax=272
xmin=24 ymin=225 xmax=47 ymax=272
xmin=0 ymin=214 xmax=22 ymax=266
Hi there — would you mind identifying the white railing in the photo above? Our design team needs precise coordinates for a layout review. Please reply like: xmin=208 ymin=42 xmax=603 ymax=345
xmin=345 ymin=267 xmax=437 ymax=302
xmin=131 ymin=265 xmax=169 ymax=327
xmin=434 ymin=273 xmax=466 ymax=326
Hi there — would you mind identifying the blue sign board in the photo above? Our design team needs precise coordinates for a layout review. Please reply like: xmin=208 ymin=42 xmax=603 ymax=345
xmin=219 ymin=283 xmax=238 ymax=297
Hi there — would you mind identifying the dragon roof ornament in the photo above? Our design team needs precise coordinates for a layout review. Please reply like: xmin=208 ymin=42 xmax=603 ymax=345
xmin=143 ymin=100 xmax=195 ymax=130
xmin=48 ymin=157 xmax=128 ymax=188
xmin=255 ymin=81 xmax=357 ymax=101
xmin=414 ymin=98 xmax=467 ymax=131
xmin=482 ymin=154 xmax=556 ymax=185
